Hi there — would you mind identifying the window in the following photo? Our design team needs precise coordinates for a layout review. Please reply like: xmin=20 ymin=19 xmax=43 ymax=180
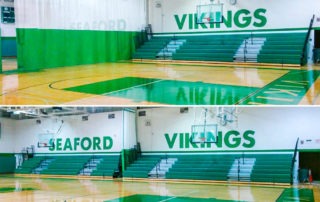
xmin=1 ymin=7 xmax=15 ymax=24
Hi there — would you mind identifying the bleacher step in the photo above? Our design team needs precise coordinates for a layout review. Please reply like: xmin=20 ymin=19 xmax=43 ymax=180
xmin=149 ymin=158 xmax=177 ymax=179
xmin=157 ymin=39 xmax=185 ymax=60
xmin=228 ymin=158 xmax=256 ymax=182
xmin=234 ymin=37 xmax=266 ymax=63
xmin=32 ymin=158 xmax=55 ymax=174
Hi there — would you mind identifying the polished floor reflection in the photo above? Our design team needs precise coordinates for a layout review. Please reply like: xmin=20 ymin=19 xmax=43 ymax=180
xmin=0 ymin=176 xmax=318 ymax=202
xmin=0 ymin=61 xmax=319 ymax=105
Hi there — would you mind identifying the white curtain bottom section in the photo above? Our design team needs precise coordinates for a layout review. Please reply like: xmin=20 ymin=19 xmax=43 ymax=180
xmin=15 ymin=0 xmax=146 ymax=31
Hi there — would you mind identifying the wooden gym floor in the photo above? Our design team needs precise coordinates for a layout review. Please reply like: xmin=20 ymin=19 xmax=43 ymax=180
xmin=0 ymin=176 xmax=319 ymax=202
xmin=0 ymin=59 xmax=319 ymax=105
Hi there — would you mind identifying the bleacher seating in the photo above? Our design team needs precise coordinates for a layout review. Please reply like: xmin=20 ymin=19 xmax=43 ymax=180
xmin=164 ymin=153 xmax=292 ymax=184
xmin=40 ymin=155 xmax=91 ymax=175
xmin=257 ymin=33 xmax=306 ymax=65
xmin=250 ymin=154 xmax=292 ymax=183
xmin=122 ymin=155 xmax=161 ymax=178
xmin=172 ymin=35 xmax=246 ymax=62
xmin=91 ymin=155 xmax=120 ymax=177
xmin=165 ymin=155 xmax=235 ymax=181
xmin=133 ymin=32 xmax=307 ymax=66
xmin=15 ymin=156 xmax=45 ymax=174
xmin=15 ymin=153 xmax=293 ymax=184
xmin=133 ymin=37 xmax=171 ymax=59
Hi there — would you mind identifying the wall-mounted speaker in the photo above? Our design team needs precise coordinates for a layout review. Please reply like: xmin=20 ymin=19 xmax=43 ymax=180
xmin=155 ymin=1 xmax=162 ymax=8
xmin=108 ymin=114 xmax=115 ymax=119
xmin=180 ymin=107 xmax=188 ymax=113
xmin=138 ymin=111 xmax=146 ymax=117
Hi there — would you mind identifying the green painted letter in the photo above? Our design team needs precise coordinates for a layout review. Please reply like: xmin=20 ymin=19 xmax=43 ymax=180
xmin=234 ymin=9 xmax=251 ymax=28
xmin=49 ymin=139 xmax=55 ymax=151
xmin=103 ymin=136 xmax=113 ymax=150
xmin=74 ymin=138 xmax=80 ymax=151
xmin=56 ymin=138 xmax=62 ymax=151
xmin=63 ymin=138 xmax=73 ymax=151
xmin=81 ymin=137 xmax=92 ymax=151
xmin=93 ymin=137 xmax=102 ymax=150
xmin=165 ymin=133 xmax=177 ymax=149
xmin=225 ymin=130 xmax=241 ymax=148
xmin=174 ymin=14 xmax=187 ymax=30
xmin=253 ymin=8 xmax=267 ymax=27
xmin=243 ymin=130 xmax=255 ymax=148
xmin=214 ymin=131 xmax=223 ymax=148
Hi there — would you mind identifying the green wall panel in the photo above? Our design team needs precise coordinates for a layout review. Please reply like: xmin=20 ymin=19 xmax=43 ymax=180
xmin=0 ymin=34 xmax=2 ymax=72
xmin=1 ymin=37 xmax=17 ymax=57
xmin=0 ymin=154 xmax=15 ymax=173
xmin=16 ymin=29 xmax=140 ymax=71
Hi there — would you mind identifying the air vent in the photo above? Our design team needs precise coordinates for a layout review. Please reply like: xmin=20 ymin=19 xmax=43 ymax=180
xmin=138 ymin=111 xmax=146 ymax=117
xmin=180 ymin=107 xmax=188 ymax=113
xmin=108 ymin=114 xmax=115 ymax=119
xmin=145 ymin=120 xmax=151 ymax=126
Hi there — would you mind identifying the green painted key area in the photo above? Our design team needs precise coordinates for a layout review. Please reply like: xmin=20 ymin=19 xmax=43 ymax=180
xmin=64 ymin=77 xmax=258 ymax=105
xmin=106 ymin=194 xmax=245 ymax=202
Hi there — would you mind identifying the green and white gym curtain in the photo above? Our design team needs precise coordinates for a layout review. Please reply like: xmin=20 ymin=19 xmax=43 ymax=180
xmin=15 ymin=0 xmax=146 ymax=70
xmin=0 ymin=32 xmax=2 ymax=72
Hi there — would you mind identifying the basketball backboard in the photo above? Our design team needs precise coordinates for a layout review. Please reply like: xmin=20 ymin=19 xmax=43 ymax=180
xmin=196 ymin=3 xmax=223 ymax=24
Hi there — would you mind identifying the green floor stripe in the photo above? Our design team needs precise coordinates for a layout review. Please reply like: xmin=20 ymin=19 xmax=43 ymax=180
xmin=276 ymin=188 xmax=314 ymax=202
xmin=64 ymin=77 xmax=258 ymax=105
xmin=65 ymin=77 xmax=160 ymax=95
xmin=240 ymin=70 xmax=320 ymax=105
xmin=0 ymin=187 xmax=36 ymax=193
xmin=105 ymin=194 xmax=245 ymax=202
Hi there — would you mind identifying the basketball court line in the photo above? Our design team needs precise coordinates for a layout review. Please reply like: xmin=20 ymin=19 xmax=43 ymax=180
xmin=159 ymin=190 xmax=199 ymax=202
xmin=64 ymin=77 xmax=259 ymax=105
xmin=0 ymin=62 xmax=318 ymax=105
xmin=102 ymin=79 xmax=165 ymax=96
xmin=1 ymin=176 xmax=318 ymax=201
xmin=62 ymin=71 xmax=319 ymax=105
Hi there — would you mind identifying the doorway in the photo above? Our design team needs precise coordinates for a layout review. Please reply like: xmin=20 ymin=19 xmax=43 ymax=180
xmin=1 ymin=3 xmax=17 ymax=72
xmin=299 ymin=152 xmax=320 ymax=181
xmin=314 ymin=30 xmax=320 ymax=48
xmin=313 ymin=30 xmax=320 ymax=63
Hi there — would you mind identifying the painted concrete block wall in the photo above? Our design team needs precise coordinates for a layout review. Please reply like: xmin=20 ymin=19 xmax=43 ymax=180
xmin=123 ymin=110 xmax=137 ymax=150
xmin=12 ymin=111 xmax=126 ymax=154
xmin=148 ymin=0 xmax=320 ymax=33
xmin=2 ymin=107 xmax=320 ymax=155
xmin=0 ymin=118 xmax=14 ymax=153
xmin=136 ymin=107 xmax=320 ymax=153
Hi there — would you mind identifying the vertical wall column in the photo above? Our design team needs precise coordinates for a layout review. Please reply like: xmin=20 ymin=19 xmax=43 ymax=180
xmin=122 ymin=109 xmax=138 ymax=172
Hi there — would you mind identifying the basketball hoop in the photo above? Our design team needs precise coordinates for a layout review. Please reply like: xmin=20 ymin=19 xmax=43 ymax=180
xmin=191 ymin=107 xmax=218 ymax=144
xmin=37 ymin=133 xmax=55 ymax=148
xmin=216 ymin=106 xmax=240 ymax=127
xmin=196 ymin=0 xmax=223 ymax=24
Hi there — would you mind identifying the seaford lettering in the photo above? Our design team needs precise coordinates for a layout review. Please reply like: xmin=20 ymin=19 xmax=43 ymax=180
xmin=49 ymin=136 xmax=113 ymax=151
xmin=165 ymin=130 xmax=255 ymax=149
xmin=69 ymin=20 xmax=127 ymax=31
xmin=174 ymin=8 xmax=267 ymax=30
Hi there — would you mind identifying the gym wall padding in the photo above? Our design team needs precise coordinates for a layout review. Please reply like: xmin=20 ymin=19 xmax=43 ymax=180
xmin=1 ymin=37 xmax=17 ymax=57
xmin=0 ymin=154 xmax=15 ymax=173
xmin=16 ymin=29 xmax=141 ymax=70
